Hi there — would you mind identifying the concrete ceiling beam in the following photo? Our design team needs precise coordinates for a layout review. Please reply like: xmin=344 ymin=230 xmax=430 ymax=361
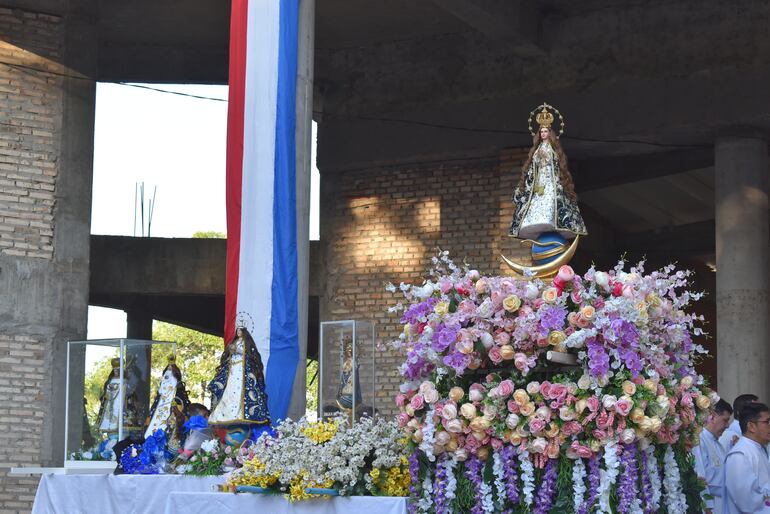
xmin=430 ymin=0 xmax=543 ymax=55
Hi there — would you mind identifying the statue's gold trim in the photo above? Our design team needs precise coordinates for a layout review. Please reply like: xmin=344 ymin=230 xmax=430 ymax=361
xmin=501 ymin=235 xmax=580 ymax=279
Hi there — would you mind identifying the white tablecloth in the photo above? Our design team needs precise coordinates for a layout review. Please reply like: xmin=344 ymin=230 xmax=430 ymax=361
xmin=31 ymin=474 xmax=225 ymax=514
xmin=163 ymin=492 xmax=408 ymax=514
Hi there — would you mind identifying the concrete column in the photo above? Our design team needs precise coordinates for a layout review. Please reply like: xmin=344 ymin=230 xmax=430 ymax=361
xmin=126 ymin=310 xmax=153 ymax=340
xmin=288 ymin=0 xmax=315 ymax=420
xmin=715 ymin=135 xmax=770 ymax=405
xmin=126 ymin=311 xmax=153 ymax=422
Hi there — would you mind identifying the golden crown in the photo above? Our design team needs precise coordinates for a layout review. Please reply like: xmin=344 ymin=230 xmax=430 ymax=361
xmin=527 ymin=102 xmax=565 ymax=137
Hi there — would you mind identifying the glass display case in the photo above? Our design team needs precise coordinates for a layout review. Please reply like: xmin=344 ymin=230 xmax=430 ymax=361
xmin=64 ymin=339 xmax=176 ymax=469
xmin=318 ymin=320 xmax=376 ymax=424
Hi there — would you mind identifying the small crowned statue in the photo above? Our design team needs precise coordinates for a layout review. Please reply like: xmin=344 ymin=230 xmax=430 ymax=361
xmin=336 ymin=335 xmax=362 ymax=412
xmin=96 ymin=357 xmax=139 ymax=434
xmin=207 ymin=319 xmax=270 ymax=427
xmin=144 ymin=355 xmax=190 ymax=452
xmin=509 ymin=103 xmax=587 ymax=242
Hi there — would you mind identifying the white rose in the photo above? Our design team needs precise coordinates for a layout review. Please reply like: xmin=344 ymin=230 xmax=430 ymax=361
xmin=424 ymin=389 xmax=440 ymax=404
xmin=505 ymin=413 xmax=520 ymax=429
xmin=414 ymin=283 xmax=435 ymax=299
xmin=524 ymin=282 xmax=539 ymax=300
xmin=480 ymin=332 xmax=495 ymax=350
xmin=529 ymin=437 xmax=548 ymax=454
xmin=577 ymin=374 xmax=591 ymax=390
xmin=620 ymin=428 xmax=636 ymax=444
xmin=594 ymin=271 xmax=610 ymax=290
xmin=419 ymin=381 xmax=436 ymax=394
xmin=602 ymin=395 xmax=617 ymax=410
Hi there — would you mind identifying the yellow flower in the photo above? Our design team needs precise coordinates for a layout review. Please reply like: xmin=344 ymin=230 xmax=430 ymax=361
xmin=369 ymin=467 xmax=381 ymax=480
xmin=503 ymin=295 xmax=521 ymax=312
xmin=434 ymin=301 xmax=449 ymax=316
xmin=547 ymin=330 xmax=566 ymax=349
xmin=301 ymin=420 xmax=338 ymax=444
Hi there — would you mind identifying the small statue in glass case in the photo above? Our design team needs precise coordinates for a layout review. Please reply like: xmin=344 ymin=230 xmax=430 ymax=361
xmin=96 ymin=357 xmax=139 ymax=435
xmin=336 ymin=336 xmax=362 ymax=412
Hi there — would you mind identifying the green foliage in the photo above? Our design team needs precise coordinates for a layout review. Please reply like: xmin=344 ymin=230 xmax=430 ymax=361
xmin=192 ymin=230 xmax=226 ymax=239
xmin=152 ymin=321 xmax=223 ymax=404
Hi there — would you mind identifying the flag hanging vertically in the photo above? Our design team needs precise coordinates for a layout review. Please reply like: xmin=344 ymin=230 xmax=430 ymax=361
xmin=225 ymin=0 xmax=300 ymax=422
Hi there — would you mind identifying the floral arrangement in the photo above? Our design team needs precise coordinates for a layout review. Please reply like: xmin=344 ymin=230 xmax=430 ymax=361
xmin=389 ymin=252 xmax=715 ymax=513
xmin=69 ymin=435 xmax=116 ymax=461
xmin=177 ymin=437 xmax=231 ymax=476
xmin=227 ymin=416 xmax=411 ymax=501
xmin=120 ymin=429 xmax=170 ymax=474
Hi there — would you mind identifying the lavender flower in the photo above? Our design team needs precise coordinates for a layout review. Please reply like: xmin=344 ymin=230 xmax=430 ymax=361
xmin=586 ymin=337 xmax=610 ymax=378
xmin=407 ymin=450 xmax=420 ymax=514
xmin=533 ymin=458 xmax=557 ymax=514
xmin=401 ymin=297 xmax=438 ymax=324
xmin=617 ymin=443 xmax=639 ymax=513
xmin=463 ymin=455 xmax=485 ymax=514
xmin=579 ymin=455 xmax=601 ymax=514
xmin=502 ymin=445 xmax=520 ymax=505
xmin=432 ymin=323 xmax=459 ymax=352
xmin=540 ymin=305 xmax=567 ymax=331
xmin=434 ymin=455 xmax=449 ymax=514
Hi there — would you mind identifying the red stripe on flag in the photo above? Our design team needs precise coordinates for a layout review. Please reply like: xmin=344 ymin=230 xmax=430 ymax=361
xmin=224 ymin=0 xmax=249 ymax=344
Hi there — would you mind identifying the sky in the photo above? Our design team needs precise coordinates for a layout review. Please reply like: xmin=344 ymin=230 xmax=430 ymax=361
xmin=87 ymin=83 xmax=320 ymax=341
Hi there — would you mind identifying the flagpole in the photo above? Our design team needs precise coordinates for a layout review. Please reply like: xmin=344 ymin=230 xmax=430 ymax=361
xmin=288 ymin=0 xmax=315 ymax=420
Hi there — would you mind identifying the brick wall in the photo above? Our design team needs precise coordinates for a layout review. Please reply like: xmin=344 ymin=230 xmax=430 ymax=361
xmin=0 ymin=7 xmax=62 ymax=260
xmin=319 ymin=149 xmax=530 ymax=417
xmin=0 ymin=8 xmax=64 ymax=513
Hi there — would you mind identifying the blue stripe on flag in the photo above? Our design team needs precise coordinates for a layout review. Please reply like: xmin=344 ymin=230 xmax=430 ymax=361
xmin=267 ymin=0 xmax=300 ymax=422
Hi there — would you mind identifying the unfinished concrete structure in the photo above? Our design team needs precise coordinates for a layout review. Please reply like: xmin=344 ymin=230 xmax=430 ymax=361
xmin=1 ymin=0 xmax=769 ymax=510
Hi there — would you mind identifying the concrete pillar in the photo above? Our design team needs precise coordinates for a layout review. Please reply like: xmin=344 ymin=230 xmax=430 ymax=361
xmin=125 ymin=311 xmax=153 ymax=422
xmin=126 ymin=310 xmax=153 ymax=340
xmin=715 ymin=135 xmax=770 ymax=405
xmin=288 ymin=0 xmax=315 ymax=420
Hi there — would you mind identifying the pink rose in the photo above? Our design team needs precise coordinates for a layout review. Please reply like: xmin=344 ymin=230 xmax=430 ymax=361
xmin=558 ymin=265 xmax=575 ymax=282
xmin=548 ymin=383 xmax=567 ymax=401
xmin=397 ymin=412 xmax=410 ymax=427
xmin=540 ymin=381 xmax=552 ymax=397
xmin=494 ymin=331 xmax=511 ymax=346
xmin=513 ymin=353 xmax=531 ymax=373
xmin=570 ymin=290 xmax=583 ymax=304
xmin=529 ymin=418 xmax=546 ymax=433
xmin=488 ymin=345 xmax=503 ymax=364
xmin=410 ymin=394 xmax=425 ymax=411
xmin=497 ymin=379 xmax=514 ymax=398
xmin=586 ymin=396 xmax=600 ymax=412
xmin=562 ymin=421 xmax=583 ymax=436
xmin=464 ymin=435 xmax=480 ymax=451
xmin=491 ymin=438 xmax=504 ymax=451
xmin=435 ymin=431 xmax=451 ymax=446
xmin=615 ymin=397 xmax=633 ymax=417
xmin=441 ymin=403 xmax=458 ymax=420
xmin=469 ymin=384 xmax=484 ymax=403
xmin=439 ymin=278 xmax=453 ymax=294
xmin=507 ymin=400 xmax=520 ymax=414
xmin=570 ymin=440 xmax=593 ymax=458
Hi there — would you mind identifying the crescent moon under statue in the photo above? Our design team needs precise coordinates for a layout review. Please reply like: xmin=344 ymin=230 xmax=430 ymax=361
xmin=501 ymin=235 xmax=581 ymax=279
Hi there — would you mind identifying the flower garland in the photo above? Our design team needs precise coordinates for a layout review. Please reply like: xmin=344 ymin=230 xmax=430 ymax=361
xmin=663 ymin=446 xmax=687 ymax=514
xmin=579 ymin=455 xmax=601 ymax=514
xmin=464 ymin=455 xmax=485 ymax=514
xmin=572 ymin=456 xmax=587 ymax=514
xmin=617 ymin=443 xmax=639 ymax=514
xmin=645 ymin=445 xmax=663 ymax=512
xmin=433 ymin=455 xmax=450 ymax=514
xmin=639 ymin=445 xmax=655 ymax=514
xmin=501 ymin=445 xmax=519 ymax=505
xmin=597 ymin=440 xmax=620 ymax=514
xmin=492 ymin=450 xmax=507 ymax=510
xmin=533 ymin=458 xmax=557 ymax=514
xmin=407 ymin=450 xmax=420 ymax=514
xmin=519 ymin=450 xmax=535 ymax=507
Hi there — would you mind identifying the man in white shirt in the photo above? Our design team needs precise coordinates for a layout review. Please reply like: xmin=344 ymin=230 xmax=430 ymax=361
xmin=720 ymin=394 xmax=759 ymax=451
xmin=723 ymin=402 xmax=770 ymax=513
xmin=694 ymin=399 xmax=733 ymax=514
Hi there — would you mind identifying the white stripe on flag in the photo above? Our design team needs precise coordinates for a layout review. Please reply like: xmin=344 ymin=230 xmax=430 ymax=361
xmin=237 ymin=0 xmax=281 ymax=372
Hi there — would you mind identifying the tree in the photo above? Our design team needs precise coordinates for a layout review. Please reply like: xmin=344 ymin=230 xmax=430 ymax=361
xmin=192 ymin=230 xmax=225 ymax=239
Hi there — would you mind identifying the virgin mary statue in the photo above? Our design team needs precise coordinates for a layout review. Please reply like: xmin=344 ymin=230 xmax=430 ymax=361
xmin=509 ymin=104 xmax=587 ymax=241
xmin=207 ymin=326 xmax=270 ymax=426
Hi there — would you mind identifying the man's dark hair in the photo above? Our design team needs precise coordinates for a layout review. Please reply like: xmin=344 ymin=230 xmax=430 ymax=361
xmin=739 ymin=401 xmax=769 ymax=433
xmin=188 ymin=403 xmax=210 ymax=418
xmin=733 ymin=394 xmax=759 ymax=420
xmin=713 ymin=398 xmax=733 ymax=416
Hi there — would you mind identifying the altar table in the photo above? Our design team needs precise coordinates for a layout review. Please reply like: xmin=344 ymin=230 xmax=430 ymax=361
xmin=163 ymin=492 xmax=408 ymax=514
xmin=31 ymin=474 xmax=224 ymax=514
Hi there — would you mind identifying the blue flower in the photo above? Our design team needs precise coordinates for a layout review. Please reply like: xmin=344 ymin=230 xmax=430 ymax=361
xmin=183 ymin=415 xmax=209 ymax=433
